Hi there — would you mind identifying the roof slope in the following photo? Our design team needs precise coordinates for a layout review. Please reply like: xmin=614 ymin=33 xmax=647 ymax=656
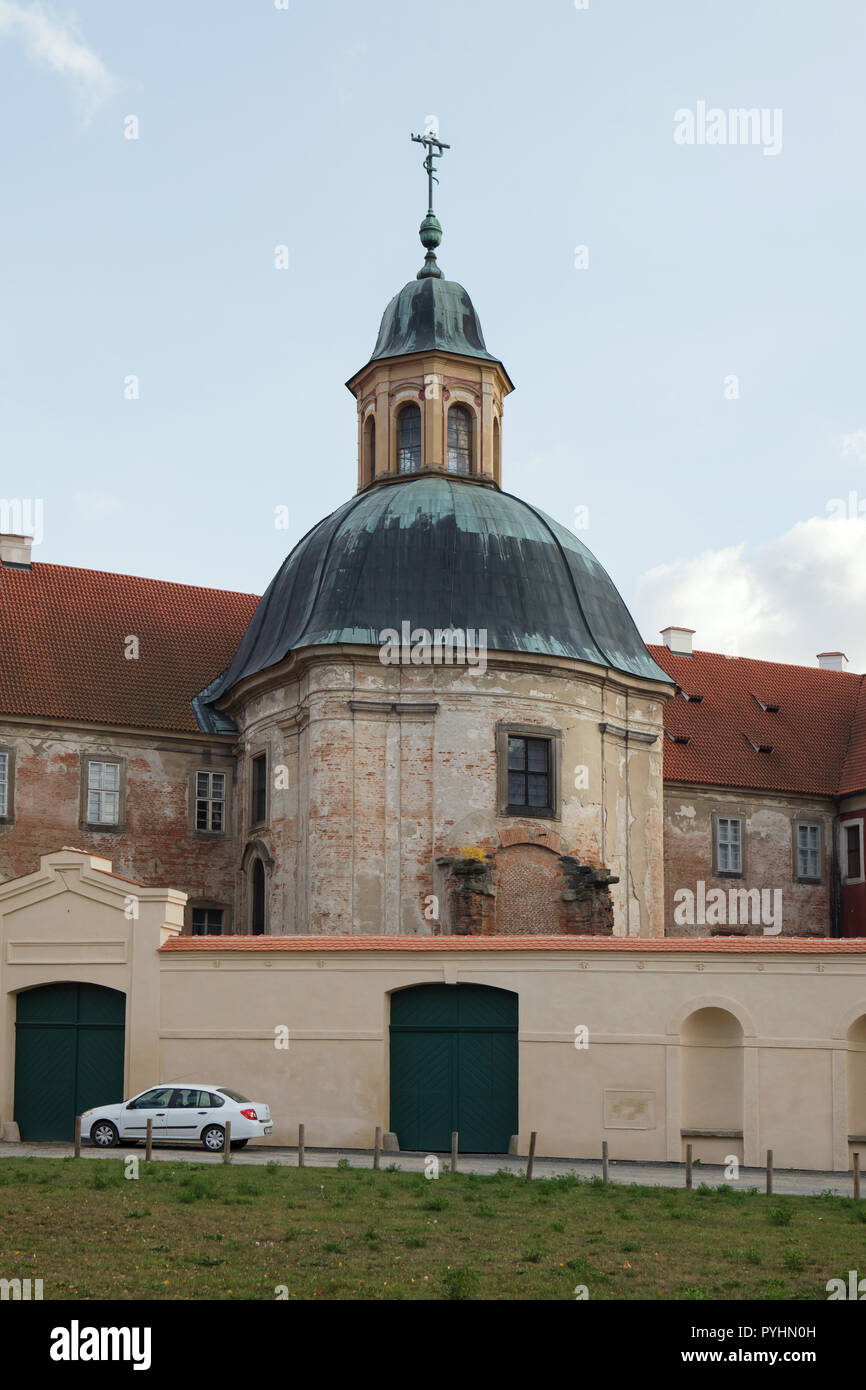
xmin=0 ymin=562 xmax=258 ymax=733
xmin=649 ymin=645 xmax=866 ymax=797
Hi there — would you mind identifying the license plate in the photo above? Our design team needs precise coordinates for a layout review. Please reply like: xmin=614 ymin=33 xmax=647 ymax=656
xmin=264 ymin=1126 xmax=273 ymax=1134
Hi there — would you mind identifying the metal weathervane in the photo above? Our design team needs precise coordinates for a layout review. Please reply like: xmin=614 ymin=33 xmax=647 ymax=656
xmin=411 ymin=129 xmax=451 ymax=214
xmin=410 ymin=128 xmax=450 ymax=279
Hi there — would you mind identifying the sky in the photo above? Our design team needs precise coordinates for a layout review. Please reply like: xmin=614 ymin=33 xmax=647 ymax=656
xmin=1 ymin=0 xmax=865 ymax=669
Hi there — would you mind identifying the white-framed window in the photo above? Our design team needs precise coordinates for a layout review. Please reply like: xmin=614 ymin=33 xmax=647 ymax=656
xmin=0 ymin=751 xmax=8 ymax=819
xmin=86 ymin=760 xmax=121 ymax=825
xmin=195 ymin=771 xmax=226 ymax=832
xmin=842 ymin=819 xmax=865 ymax=885
xmin=797 ymin=822 xmax=821 ymax=880
xmin=716 ymin=816 xmax=742 ymax=875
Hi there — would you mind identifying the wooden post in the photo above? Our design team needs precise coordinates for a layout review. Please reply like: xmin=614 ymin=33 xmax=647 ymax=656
xmin=298 ymin=1123 xmax=305 ymax=1168
xmin=685 ymin=1143 xmax=693 ymax=1190
xmin=74 ymin=1116 xmax=81 ymax=1159
xmin=222 ymin=1120 xmax=232 ymax=1163
xmin=451 ymin=1131 xmax=458 ymax=1175
xmin=373 ymin=1126 xmax=382 ymax=1171
xmin=766 ymin=1149 xmax=773 ymax=1195
xmin=145 ymin=1117 xmax=153 ymax=1163
xmin=854 ymin=1151 xmax=861 ymax=1201
xmin=526 ymin=1131 xmax=537 ymax=1182
xmin=602 ymin=1140 xmax=609 ymax=1184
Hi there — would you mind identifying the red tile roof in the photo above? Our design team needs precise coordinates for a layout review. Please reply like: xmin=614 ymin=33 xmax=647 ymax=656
xmin=648 ymin=645 xmax=866 ymax=798
xmin=0 ymin=562 xmax=258 ymax=733
xmin=3 ymin=557 xmax=865 ymax=798
xmin=160 ymin=933 xmax=866 ymax=953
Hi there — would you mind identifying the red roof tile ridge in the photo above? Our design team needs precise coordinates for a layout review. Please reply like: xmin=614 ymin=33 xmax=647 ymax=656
xmin=647 ymin=643 xmax=862 ymax=677
xmin=26 ymin=559 xmax=260 ymax=602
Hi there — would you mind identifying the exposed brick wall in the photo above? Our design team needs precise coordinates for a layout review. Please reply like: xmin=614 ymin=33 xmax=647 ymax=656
xmin=495 ymin=844 xmax=565 ymax=934
xmin=0 ymin=724 xmax=238 ymax=931
xmin=438 ymin=836 xmax=617 ymax=937
xmin=663 ymin=784 xmax=835 ymax=938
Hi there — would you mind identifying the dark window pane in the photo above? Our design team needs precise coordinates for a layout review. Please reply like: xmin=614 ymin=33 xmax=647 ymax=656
xmin=252 ymin=859 xmax=266 ymax=934
xmin=507 ymin=737 xmax=525 ymax=770
xmin=447 ymin=405 xmax=472 ymax=474
xmin=847 ymin=825 xmax=862 ymax=878
xmin=398 ymin=405 xmax=421 ymax=474
xmin=527 ymin=739 xmax=548 ymax=772
xmin=507 ymin=772 xmax=525 ymax=804
xmin=528 ymin=774 xmax=549 ymax=806
xmin=195 ymin=803 xmax=208 ymax=830
xmin=252 ymin=754 xmax=267 ymax=824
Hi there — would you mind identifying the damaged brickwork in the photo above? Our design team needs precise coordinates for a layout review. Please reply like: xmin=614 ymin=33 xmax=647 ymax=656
xmin=438 ymin=829 xmax=618 ymax=936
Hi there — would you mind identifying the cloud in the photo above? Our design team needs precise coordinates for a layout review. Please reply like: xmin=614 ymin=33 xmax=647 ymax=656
xmin=636 ymin=514 xmax=866 ymax=671
xmin=0 ymin=1 xmax=116 ymax=112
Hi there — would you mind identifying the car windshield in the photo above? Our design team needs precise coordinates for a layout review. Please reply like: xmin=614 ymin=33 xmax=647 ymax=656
xmin=216 ymin=1087 xmax=250 ymax=1102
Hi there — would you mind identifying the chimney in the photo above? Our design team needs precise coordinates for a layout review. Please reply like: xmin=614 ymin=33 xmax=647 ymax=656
xmin=817 ymin=651 xmax=849 ymax=671
xmin=660 ymin=625 xmax=695 ymax=657
xmin=0 ymin=534 xmax=33 ymax=569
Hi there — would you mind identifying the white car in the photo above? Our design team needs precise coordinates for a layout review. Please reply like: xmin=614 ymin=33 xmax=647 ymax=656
xmin=82 ymin=1084 xmax=273 ymax=1152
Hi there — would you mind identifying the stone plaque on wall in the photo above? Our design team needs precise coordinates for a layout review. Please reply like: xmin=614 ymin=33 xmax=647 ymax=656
xmin=603 ymin=1089 xmax=657 ymax=1130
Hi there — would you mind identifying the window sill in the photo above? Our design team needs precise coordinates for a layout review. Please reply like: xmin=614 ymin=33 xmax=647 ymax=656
xmin=82 ymin=822 xmax=124 ymax=834
xmin=503 ymin=806 xmax=558 ymax=821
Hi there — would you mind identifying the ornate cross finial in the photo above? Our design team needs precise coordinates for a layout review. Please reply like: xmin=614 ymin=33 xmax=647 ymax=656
xmin=411 ymin=128 xmax=450 ymax=213
xmin=411 ymin=127 xmax=450 ymax=280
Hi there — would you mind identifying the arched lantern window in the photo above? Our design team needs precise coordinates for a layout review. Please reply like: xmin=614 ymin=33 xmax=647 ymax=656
xmin=493 ymin=415 xmax=501 ymax=476
xmin=363 ymin=414 xmax=376 ymax=484
xmin=447 ymin=404 xmax=472 ymax=475
xmin=397 ymin=403 xmax=422 ymax=474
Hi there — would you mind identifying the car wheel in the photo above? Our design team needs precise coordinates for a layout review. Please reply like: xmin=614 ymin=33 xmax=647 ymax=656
xmin=201 ymin=1125 xmax=225 ymax=1153
xmin=230 ymin=1139 xmax=248 ymax=1150
xmin=91 ymin=1121 xmax=119 ymax=1148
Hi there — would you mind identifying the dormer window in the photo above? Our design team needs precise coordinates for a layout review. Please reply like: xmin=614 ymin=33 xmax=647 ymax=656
xmin=398 ymin=404 xmax=422 ymax=474
xmin=751 ymin=694 xmax=780 ymax=713
xmin=447 ymin=404 xmax=472 ymax=474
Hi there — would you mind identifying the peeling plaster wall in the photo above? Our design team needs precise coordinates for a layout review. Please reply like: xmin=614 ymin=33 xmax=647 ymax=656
xmin=663 ymin=783 xmax=836 ymax=937
xmin=229 ymin=651 xmax=671 ymax=937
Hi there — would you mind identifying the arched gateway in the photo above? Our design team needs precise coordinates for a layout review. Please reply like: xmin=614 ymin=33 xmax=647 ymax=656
xmin=389 ymin=983 xmax=517 ymax=1154
xmin=13 ymin=983 xmax=126 ymax=1141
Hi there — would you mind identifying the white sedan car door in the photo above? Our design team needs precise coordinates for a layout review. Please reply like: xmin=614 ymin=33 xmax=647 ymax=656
xmin=118 ymin=1086 xmax=173 ymax=1140
xmin=166 ymin=1088 xmax=215 ymax=1142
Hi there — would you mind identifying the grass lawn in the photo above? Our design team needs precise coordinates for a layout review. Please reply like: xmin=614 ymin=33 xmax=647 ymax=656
xmin=1 ymin=1156 xmax=864 ymax=1300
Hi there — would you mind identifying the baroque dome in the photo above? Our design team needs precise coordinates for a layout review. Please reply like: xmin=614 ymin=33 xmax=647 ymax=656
xmin=196 ymin=475 xmax=670 ymax=725
xmin=366 ymin=276 xmax=503 ymax=369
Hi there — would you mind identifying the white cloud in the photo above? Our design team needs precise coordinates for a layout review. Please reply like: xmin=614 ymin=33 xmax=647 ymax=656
xmin=0 ymin=1 xmax=115 ymax=112
xmin=637 ymin=514 xmax=866 ymax=671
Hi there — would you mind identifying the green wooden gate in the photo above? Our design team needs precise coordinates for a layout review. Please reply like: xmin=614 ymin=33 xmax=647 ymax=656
xmin=13 ymin=983 xmax=126 ymax=1141
xmin=389 ymin=984 xmax=518 ymax=1153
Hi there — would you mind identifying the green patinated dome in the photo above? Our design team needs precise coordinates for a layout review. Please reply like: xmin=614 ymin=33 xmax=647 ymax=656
xmin=195 ymin=475 xmax=670 ymax=727
xmin=366 ymin=275 xmax=502 ymax=367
